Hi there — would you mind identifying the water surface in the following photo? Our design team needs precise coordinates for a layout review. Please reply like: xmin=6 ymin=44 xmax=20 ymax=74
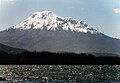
xmin=0 ymin=65 xmax=120 ymax=83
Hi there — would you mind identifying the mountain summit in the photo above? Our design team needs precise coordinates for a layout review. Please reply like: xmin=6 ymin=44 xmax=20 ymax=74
xmin=0 ymin=11 xmax=120 ymax=56
xmin=14 ymin=11 xmax=99 ymax=34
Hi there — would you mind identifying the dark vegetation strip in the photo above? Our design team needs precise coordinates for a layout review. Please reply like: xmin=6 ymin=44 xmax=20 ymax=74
xmin=0 ymin=51 xmax=120 ymax=65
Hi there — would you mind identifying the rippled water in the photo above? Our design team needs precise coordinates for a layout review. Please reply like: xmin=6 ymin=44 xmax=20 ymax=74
xmin=1 ymin=80 xmax=120 ymax=83
xmin=0 ymin=65 xmax=120 ymax=83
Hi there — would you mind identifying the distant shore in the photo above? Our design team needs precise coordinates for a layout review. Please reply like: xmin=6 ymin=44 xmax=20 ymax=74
xmin=0 ymin=51 xmax=120 ymax=64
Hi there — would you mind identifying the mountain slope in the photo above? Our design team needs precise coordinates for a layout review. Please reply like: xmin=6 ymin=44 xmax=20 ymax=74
xmin=0 ymin=11 xmax=120 ymax=55
xmin=0 ymin=43 xmax=26 ymax=54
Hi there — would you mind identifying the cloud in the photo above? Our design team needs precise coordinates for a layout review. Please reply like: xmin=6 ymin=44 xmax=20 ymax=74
xmin=113 ymin=8 xmax=120 ymax=14
xmin=0 ymin=0 xmax=17 ymax=2
xmin=0 ymin=0 xmax=18 ymax=3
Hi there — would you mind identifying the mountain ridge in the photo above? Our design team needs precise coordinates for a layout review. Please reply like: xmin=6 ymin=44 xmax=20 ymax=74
xmin=0 ymin=43 xmax=26 ymax=54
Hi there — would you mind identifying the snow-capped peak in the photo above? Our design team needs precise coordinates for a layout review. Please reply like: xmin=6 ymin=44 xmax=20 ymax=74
xmin=14 ymin=11 xmax=99 ymax=34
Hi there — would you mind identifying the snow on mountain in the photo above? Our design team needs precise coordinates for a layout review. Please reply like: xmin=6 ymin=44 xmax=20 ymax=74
xmin=14 ymin=11 xmax=99 ymax=34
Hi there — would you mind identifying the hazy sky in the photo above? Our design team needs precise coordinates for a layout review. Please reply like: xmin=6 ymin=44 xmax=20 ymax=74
xmin=0 ymin=0 xmax=120 ymax=38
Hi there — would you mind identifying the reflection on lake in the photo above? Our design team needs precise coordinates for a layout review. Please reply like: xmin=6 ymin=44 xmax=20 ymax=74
xmin=0 ymin=65 xmax=120 ymax=83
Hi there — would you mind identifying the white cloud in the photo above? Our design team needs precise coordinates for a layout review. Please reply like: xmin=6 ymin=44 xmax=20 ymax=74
xmin=0 ymin=0 xmax=18 ymax=4
xmin=113 ymin=8 xmax=120 ymax=14
xmin=0 ymin=0 xmax=17 ymax=1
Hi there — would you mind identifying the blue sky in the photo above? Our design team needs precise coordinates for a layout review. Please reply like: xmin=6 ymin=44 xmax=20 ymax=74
xmin=0 ymin=0 xmax=120 ymax=38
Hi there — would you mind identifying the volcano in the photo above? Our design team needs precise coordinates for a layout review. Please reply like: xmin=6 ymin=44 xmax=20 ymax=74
xmin=0 ymin=11 xmax=120 ymax=56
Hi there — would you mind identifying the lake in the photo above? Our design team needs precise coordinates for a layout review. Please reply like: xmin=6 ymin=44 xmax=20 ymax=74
xmin=0 ymin=65 xmax=120 ymax=83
